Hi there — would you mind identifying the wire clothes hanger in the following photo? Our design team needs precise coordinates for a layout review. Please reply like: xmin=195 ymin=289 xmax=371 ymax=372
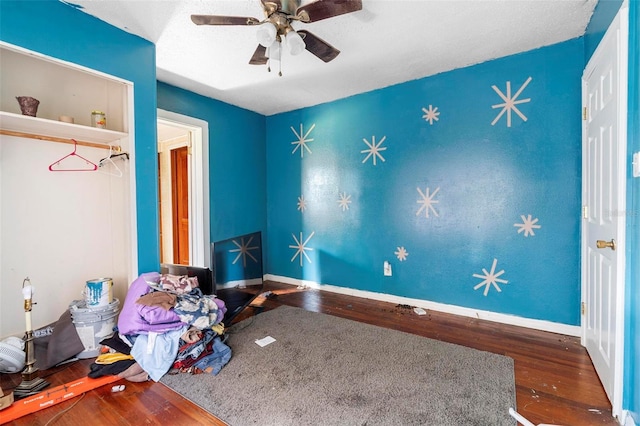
xmin=48 ymin=139 xmax=98 ymax=172
xmin=97 ymin=145 xmax=124 ymax=177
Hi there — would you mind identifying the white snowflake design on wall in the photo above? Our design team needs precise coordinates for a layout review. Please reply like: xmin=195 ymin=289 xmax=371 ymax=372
xmin=491 ymin=76 xmax=532 ymax=127
xmin=289 ymin=231 xmax=315 ymax=266
xmin=395 ymin=246 xmax=409 ymax=261
xmin=473 ymin=258 xmax=508 ymax=296
xmin=361 ymin=135 xmax=387 ymax=166
xmin=337 ymin=192 xmax=352 ymax=211
xmin=421 ymin=105 xmax=440 ymax=125
xmin=291 ymin=123 xmax=316 ymax=158
xmin=229 ymin=236 xmax=259 ymax=267
xmin=416 ymin=187 xmax=440 ymax=218
xmin=514 ymin=214 xmax=541 ymax=237
xmin=297 ymin=195 xmax=307 ymax=212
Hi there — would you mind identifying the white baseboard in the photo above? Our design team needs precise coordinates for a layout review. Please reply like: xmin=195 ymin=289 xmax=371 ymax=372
xmin=264 ymin=274 xmax=581 ymax=337
xmin=217 ymin=278 xmax=262 ymax=289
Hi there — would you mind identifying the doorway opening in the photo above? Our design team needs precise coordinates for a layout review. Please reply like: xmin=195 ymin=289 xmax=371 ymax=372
xmin=157 ymin=110 xmax=210 ymax=268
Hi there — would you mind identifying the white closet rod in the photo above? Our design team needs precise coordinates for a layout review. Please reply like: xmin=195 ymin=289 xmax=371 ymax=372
xmin=0 ymin=129 xmax=121 ymax=152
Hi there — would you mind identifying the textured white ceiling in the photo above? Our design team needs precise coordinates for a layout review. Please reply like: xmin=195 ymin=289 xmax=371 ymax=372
xmin=69 ymin=0 xmax=597 ymax=116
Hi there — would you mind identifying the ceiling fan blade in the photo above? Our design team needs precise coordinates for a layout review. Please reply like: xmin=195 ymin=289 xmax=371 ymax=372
xmin=260 ymin=0 xmax=281 ymax=13
xmin=249 ymin=45 xmax=269 ymax=65
xmin=296 ymin=0 xmax=362 ymax=22
xmin=297 ymin=30 xmax=340 ymax=63
xmin=191 ymin=14 xmax=260 ymax=26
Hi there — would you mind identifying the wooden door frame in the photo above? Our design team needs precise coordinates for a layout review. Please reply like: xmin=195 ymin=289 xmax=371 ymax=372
xmin=580 ymin=2 xmax=628 ymax=419
xmin=157 ymin=110 xmax=210 ymax=268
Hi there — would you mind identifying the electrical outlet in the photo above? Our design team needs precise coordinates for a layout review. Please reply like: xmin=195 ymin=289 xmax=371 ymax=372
xmin=384 ymin=261 xmax=392 ymax=276
xmin=633 ymin=151 xmax=640 ymax=178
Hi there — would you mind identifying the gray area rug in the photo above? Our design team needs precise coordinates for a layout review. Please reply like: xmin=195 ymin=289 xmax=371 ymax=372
xmin=161 ymin=306 xmax=516 ymax=425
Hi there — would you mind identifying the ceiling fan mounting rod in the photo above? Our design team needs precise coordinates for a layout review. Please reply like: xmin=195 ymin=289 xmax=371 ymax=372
xmin=262 ymin=0 xmax=309 ymax=23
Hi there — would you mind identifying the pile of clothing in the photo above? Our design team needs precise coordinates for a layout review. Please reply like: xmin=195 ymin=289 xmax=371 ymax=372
xmin=88 ymin=271 xmax=231 ymax=382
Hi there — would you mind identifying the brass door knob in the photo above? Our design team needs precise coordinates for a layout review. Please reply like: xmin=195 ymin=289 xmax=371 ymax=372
xmin=596 ymin=239 xmax=616 ymax=251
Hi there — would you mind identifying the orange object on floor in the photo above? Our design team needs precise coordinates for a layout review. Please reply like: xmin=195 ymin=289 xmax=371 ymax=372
xmin=0 ymin=375 xmax=120 ymax=424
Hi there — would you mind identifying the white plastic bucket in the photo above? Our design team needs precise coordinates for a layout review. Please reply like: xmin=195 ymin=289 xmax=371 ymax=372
xmin=69 ymin=298 xmax=119 ymax=359
xmin=85 ymin=278 xmax=113 ymax=307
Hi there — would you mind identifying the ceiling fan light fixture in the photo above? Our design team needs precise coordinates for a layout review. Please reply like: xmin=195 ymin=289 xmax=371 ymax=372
xmin=267 ymin=41 xmax=282 ymax=61
xmin=286 ymin=30 xmax=306 ymax=56
xmin=257 ymin=22 xmax=277 ymax=47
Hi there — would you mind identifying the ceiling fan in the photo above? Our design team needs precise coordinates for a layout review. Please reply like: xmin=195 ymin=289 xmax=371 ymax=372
xmin=191 ymin=0 xmax=363 ymax=74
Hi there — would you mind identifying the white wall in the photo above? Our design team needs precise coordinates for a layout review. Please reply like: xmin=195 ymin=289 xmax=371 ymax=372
xmin=0 ymin=134 xmax=132 ymax=338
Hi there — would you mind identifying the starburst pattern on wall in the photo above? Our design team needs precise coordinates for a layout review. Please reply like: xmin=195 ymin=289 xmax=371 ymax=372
xmin=297 ymin=195 xmax=307 ymax=212
xmin=473 ymin=258 xmax=508 ymax=296
xmin=395 ymin=246 xmax=409 ymax=261
xmin=291 ymin=123 xmax=315 ymax=158
xmin=491 ymin=76 xmax=532 ymax=127
xmin=514 ymin=214 xmax=541 ymax=237
xmin=337 ymin=192 xmax=352 ymax=211
xmin=361 ymin=135 xmax=387 ymax=166
xmin=421 ymin=105 xmax=440 ymax=125
xmin=289 ymin=231 xmax=315 ymax=266
xmin=229 ymin=236 xmax=259 ymax=267
xmin=416 ymin=187 xmax=440 ymax=218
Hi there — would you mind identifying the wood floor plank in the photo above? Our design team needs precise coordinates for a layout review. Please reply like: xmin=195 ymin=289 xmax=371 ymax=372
xmin=0 ymin=280 xmax=616 ymax=426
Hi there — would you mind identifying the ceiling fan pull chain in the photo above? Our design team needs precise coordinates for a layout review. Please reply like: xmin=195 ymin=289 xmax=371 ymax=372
xmin=278 ymin=45 xmax=282 ymax=77
xmin=267 ymin=45 xmax=272 ymax=73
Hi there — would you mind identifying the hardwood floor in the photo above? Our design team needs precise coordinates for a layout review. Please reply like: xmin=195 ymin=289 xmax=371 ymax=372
xmin=1 ymin=281 xmax=616 ymax=425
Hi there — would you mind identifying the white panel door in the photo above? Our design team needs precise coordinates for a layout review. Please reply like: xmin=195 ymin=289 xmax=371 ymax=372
xmin=581 ymin=5 xmax=627 ymax=417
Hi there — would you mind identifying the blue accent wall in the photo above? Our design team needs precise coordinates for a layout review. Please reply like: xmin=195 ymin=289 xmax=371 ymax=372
xmin=157 ymin=82 xmax=267 ymax=245
xmin=266 ymin=39 xmax=584 ymax=325
xmin=0 ymin=0 xmax=159 ymax=272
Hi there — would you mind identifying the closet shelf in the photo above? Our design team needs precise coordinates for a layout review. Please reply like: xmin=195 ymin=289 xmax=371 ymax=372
xmin=0 ymin=111 xmax=127 ymax=147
